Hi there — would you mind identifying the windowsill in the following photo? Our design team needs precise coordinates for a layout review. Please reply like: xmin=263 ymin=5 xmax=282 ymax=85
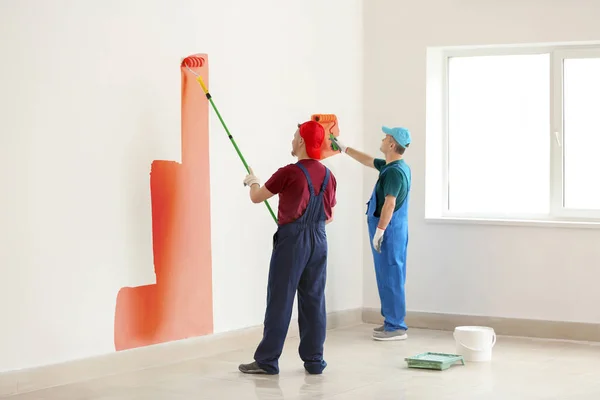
xmin=424 ymin=216 xmax=600 ymax=230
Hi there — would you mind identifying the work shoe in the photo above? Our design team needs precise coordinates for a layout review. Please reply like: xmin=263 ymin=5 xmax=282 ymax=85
xmin=373 ymin=325 xmax=385 ymax=332
xmin=372 ymin=329 xmax=408 ymax=341
xmin=238 ymin=361 xmax=276 ymax=375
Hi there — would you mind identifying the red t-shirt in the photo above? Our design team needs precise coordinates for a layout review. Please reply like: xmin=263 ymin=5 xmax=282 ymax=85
xmin=265 ymin=159 xmax=337 ymax=225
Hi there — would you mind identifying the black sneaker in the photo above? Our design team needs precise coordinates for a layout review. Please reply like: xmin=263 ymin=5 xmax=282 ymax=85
xmin=238 ymin=361 xmax=275 ymax=375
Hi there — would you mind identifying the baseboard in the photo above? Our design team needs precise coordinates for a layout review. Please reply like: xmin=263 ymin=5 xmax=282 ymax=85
xmin=0 ymin=308 xmax=362 ymax=397
xmin=362 ymin=308 xmax=600 ymax=342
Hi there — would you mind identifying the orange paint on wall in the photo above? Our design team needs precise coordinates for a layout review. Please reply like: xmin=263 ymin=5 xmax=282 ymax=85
xmin=114 ymin=54 xmax=213 ymax=351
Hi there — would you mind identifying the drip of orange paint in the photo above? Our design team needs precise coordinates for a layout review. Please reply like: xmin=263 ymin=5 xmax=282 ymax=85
xmin=114 ymin=54 xmax=213 ymax=350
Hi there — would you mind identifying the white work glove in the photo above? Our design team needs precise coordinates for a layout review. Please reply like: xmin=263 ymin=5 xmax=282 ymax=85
xmin=372 ymin=228 xmax=385 ymax=253
xmin=330 ymin=136 xmax=348 ymax=153
xmin=243 ymin=167 xmax=260 ymax=188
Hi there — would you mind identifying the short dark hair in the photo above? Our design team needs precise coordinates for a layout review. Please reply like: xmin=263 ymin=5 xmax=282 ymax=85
xmin=391 ymin=138 xmax=409 ymax=155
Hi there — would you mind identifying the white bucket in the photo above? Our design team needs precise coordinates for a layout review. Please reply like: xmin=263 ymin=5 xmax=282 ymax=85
xmin=453 ymin=326 xmax=496 ymax=362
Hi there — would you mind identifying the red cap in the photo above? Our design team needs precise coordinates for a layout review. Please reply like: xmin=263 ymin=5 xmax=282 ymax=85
xmin=298 ymin=120 xmax=325 ymax=160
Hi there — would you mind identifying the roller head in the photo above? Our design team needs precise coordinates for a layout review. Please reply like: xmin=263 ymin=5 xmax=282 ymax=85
xmin=181 ymin=56 xmax=205 ymax=68
xmin=311 ymin=114 xmax=337 ymax=123
xmin=311 ymin=114 xmax=339 ymax=135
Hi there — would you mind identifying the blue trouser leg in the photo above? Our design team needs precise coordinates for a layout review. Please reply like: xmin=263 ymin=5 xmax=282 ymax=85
xmin=368 ymin=220 xmax=386 ymax=319
xmin=254 ymin=230 xmax=307 ymax=374
xmin=297 ymin=233 xmax=328 ymax=374
xmin=377 ymin=254 xmax=407 ymax=331
xmin=368 ymin=219 xmax=408 ymax=331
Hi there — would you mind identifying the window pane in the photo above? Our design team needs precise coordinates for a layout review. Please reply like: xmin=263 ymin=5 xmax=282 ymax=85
xmin=563 ymin=58 xmax=600 ymax=210
xmin=447 ymin=54 xmax=550 ymax=214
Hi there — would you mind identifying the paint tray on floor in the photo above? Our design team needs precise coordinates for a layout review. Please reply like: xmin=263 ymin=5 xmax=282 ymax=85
xmin=405 ymin=352 xmax=465 ymax=371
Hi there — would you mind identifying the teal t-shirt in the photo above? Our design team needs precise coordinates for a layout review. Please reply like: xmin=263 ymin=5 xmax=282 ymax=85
xmin=373 ymin=159 xmax=410 ymax=217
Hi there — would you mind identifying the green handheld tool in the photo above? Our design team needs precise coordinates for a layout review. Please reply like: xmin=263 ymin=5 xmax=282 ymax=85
xmin=184 ymin=62 xmax=278 ymax=225
xmin=329 ymin=133 xmax=340 ymax=152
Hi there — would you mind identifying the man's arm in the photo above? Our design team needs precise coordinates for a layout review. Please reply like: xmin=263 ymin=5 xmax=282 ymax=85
xmin=345 ymin=147 xmax=376 ymax=169
xmin=325 ymin=174 xmax=337 ymax=225
xmin=378 ymin=170 xmax=404 ymax=229
xmin=331 ymin=137 xmax=376 ymax=169
xmin=249 ymin=184 xmax=275 ymax=204
xmin=244 ymin=166 xmax=288 ymax=204
xmin=378 ymin=196 xmax=396 ymax=230
xmin=326 ymin=206 xmax=335 ymax=224
xmin=371 ymin=171 xmax=402 ymax=252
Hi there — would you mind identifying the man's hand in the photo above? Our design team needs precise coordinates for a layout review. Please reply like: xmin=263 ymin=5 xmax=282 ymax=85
xmin=372 ymin=227 xmax=385 ymax=253
xmin=244 ymin=167 xmax=275 ymax=204
xmin=331 ymin=137 xmax=348 ymax=153
xmin=243 ymin=167 xmax=260 ymax=188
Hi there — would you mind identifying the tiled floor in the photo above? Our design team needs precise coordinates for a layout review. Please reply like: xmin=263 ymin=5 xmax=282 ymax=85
xmin=6 ymin=324 xmax=600 ymax=399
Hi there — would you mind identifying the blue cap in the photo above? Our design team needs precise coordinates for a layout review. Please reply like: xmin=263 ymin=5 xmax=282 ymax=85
xmin=382 ymin=126 xmax=411 ymax=147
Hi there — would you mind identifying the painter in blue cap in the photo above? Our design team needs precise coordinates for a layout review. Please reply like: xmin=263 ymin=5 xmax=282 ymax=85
xmin=331 ymin=125 xmax=412 ymax=341
xmin=381 ymin=126 xmax=411 ymax=148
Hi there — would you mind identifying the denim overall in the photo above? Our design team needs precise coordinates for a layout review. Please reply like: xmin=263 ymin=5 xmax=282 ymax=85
xmin=366 ymin=161 xmax=411 ymax=331
xmin=254 ymin=162 xmax=330 ymax=374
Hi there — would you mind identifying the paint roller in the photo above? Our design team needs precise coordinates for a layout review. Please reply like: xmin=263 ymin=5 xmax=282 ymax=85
xmin=181 ymin=55 xmax=278 ymax=225
xmin=311 ymin=114 xmax=341 ymax=158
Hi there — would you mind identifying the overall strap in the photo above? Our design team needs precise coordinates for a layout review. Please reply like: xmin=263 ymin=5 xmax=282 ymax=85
xmin=295 ymin=162 xmax=315 ymax=196
xmin=319 ymin=168 xmax=331 ymax=195
xmin=393 ymin=162 xmax=411 ymax=189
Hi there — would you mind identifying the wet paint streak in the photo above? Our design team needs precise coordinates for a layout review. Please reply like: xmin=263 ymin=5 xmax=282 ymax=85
xmin=114 ymin=54 xmax=213 ymax=351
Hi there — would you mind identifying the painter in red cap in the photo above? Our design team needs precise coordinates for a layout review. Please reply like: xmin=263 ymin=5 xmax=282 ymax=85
xmin=296 ymin=120 xmax=325 ymax=159
xmin=238 ymin=120 xmax=337 ymax=375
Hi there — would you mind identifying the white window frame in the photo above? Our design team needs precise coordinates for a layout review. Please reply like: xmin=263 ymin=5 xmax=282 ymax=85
xmin=438 ymin=44 xmax=600 ymax=224
xmin=552 ymin=48 xmax=600 ymax=220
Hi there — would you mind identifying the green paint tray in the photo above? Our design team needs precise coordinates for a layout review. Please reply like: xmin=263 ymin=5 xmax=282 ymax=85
xmin=405 ymin=352 xmax=465 ymax=371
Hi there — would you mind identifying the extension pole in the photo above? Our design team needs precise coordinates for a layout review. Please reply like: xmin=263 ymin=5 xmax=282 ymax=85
xmin=193 ymin=74 xmax=278 ymax=225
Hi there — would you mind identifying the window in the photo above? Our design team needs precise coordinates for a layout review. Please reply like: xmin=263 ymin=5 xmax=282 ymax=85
xmin=562 ymin=56 xmax=600 ymax=211
xmin=434 ymin=45 xmax=600 ymax=222
xmin=447 ymin=54 xmax=550 ymax=216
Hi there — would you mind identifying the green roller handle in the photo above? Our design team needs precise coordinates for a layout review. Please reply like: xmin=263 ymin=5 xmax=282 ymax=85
xmin=196 ymin=76 xmax=278 ymax=225
xmin=330 ymin=133 xmax=340 ymax=151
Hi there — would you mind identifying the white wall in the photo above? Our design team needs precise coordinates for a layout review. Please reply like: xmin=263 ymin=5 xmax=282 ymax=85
xmin=363 ymin=0 xmax=600 ymax=323
xmin=0 ymin=0 xmax=363 ymax=372
xmin=210 ymin=1 xmax=365 ymax=333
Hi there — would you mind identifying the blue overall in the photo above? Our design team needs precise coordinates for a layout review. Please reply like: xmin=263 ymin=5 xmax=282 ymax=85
xmin=254 ymin=162 xmax=330 ymax=374
xmin=367 ymin=161 xmax=411 ymax=332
